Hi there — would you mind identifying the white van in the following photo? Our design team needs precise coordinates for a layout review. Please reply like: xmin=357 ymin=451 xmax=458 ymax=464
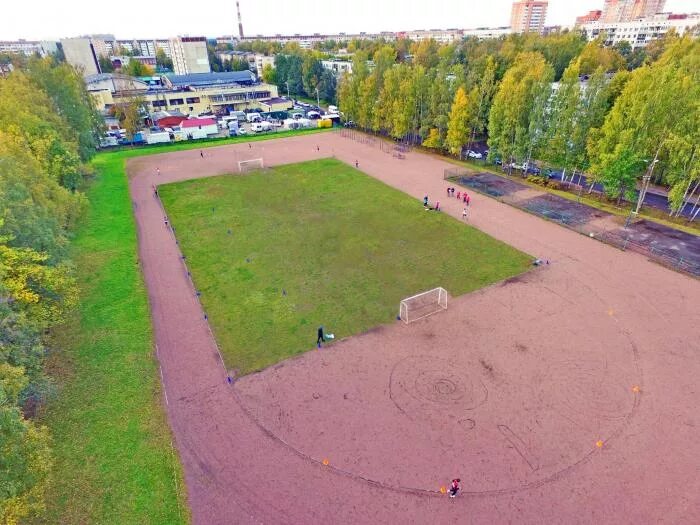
xmin=251 ymin=121 xmax=271 ymax=133
xmin=246 ymin=113 xmax=262 ymax=123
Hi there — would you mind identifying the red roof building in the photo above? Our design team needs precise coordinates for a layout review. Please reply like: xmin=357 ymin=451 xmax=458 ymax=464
xmin=181 ymin=118 xmax=217 ymax=128
xmin=156 ymin=115 xmax=188 ymax=128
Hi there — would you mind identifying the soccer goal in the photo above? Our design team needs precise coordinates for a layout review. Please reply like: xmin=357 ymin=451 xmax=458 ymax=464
xmin=238 ymin=158 xmax=264 ymax=173
xmin=399 ymin=287 xmax=448 ymax=324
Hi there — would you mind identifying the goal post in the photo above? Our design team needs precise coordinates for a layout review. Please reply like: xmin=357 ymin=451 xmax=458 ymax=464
xmin=238 ymin=158 xmax=264 ymax=173
xmin=399 ymin=287 xmax=448 ymax=324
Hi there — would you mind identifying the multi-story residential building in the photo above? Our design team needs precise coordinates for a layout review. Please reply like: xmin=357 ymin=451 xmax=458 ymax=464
xmin=87 ymin=70 xmax=286 ymax=116
xmin=0 ymin=39 xmax=57 ymax=56
xmin=510 ymin=1 xmax=549 ymax=34
xmin=321 ymin=59 xmax=353 ymax=76
xmin=581 ymin=13 xmax=699 ymax=48
xmin=601 ymin=0 xmax=667 ymax=23
xmin=155 ymin=40 xmax=172 ymax=58
xmin=60 ymin=37 xmax=101 ymax=76
xmin=169 ymin=36 xmax=210 ymax=75
xmin=253 ymin=54 xmax=275 ymax=75
xmin=399 ymin=29 xmax=465 ymax=43
xmin=575 ymin=10 xmax=603 ymax=26
xmin=241 ymin=31 xmax=396 ymax=48
xmin=462 ymin=27 xmax=513 ymax=39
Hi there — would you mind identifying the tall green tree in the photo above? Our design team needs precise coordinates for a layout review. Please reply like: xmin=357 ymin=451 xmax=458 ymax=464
xmin=588 ymin=37 xmax=699 ymax=202
xmin=28 ymin=57 xmax=102 ymax=161
xmin=487 ymin=52 xmax=554 ymax=167
xmin=446 ymin=86 xmax=476 ymax=156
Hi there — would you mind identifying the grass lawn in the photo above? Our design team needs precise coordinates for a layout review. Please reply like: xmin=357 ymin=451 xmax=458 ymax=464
xmin=34 ymin=153 xmax=189 ymax=524
xmin=32 ymin=127 xmax=333 ymax=524
xmin=159 ymin=158 xmax=532 ymax=374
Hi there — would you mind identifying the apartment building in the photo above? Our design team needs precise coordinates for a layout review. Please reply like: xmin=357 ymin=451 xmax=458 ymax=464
xmin=0 ymin=40 xmax=57 ymax=56
xmin=462 ymin=27 xmax=513 ymax=39
xmin=581 ymin=13 xmax=699 ymax=48
xmin=601 ymin=0 xmax=667 ymax=23
xmin=321 ymin=59 xmax=353 ymax=75
xmin=400 ymin=29 xmax=465 ymax=44
xmin=60 ymin=37 xmax=101 ymax=76
xmin=510 ymin=1 xmax=549 ymax=34
xmin=575 ymin=10 xmax=603 ymax=26
xmin=169 ymin=36 xmax=210 ymax=75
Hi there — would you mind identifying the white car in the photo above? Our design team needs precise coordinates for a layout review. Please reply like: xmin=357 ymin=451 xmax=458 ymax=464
xmin=237 ymin=128 xmax=248 ymax=135
xmin=466 ymin=150 xmax=483 ymax=159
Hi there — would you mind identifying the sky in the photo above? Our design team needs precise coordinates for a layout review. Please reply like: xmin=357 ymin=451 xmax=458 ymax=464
xmin=5 ymin=0 xmax=700 ymax=40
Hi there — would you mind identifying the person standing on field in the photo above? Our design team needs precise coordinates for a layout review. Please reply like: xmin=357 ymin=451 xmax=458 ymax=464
xmin=462 ymin=207 xmax=468 ymax=221
xmin=317 ymin=326 xmax=325 ymax=348
xmin=449 ymin=478 xmax=461 ymax=498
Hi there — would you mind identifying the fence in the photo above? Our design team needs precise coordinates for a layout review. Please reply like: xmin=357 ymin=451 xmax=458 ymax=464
xmin=339 ymin=128 xmax=411 ymax=157
xmin=445 ymin=169 xmax=700 ymax=278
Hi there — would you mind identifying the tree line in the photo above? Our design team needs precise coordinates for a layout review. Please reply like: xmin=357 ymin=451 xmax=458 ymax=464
xmin=334 ymin=31 xmax=699 ymax=215
xmin=0 ymin=56 xmax=101 ymax=522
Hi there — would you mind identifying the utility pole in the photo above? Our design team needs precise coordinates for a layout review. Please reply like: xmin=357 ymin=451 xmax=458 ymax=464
xmin=634 ymin=153 xmax=660 ymax=216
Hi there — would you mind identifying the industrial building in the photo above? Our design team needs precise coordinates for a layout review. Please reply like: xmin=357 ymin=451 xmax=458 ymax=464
xmin=87 ymin=70 xmax=290 ymax=117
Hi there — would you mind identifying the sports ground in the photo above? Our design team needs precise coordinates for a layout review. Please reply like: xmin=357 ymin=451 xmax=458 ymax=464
xmin=127 ymin=131 xmax=700 ymax=523
xmin=157 ymin=158 xmax=530 ymax=373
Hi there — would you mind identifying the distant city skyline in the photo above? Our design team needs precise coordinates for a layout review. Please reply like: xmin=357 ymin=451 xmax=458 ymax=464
xmin=6 ymin=0 xmax=700 ymax=40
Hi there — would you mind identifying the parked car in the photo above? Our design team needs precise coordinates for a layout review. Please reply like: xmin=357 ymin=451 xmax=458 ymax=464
xmin=466 ymin=150 xmax=483 ymax=159
xmin=344 ymin=120 xmax=356 ymax=128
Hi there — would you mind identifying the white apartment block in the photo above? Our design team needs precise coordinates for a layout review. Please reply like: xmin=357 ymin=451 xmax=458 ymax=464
xmin=462 ymin=27 xmax=513 ymax=39
xmin=402 ymin=29 xmax=465 ymax=44
xmin=0 ymin=39 xmax=56 ymax=56
xmin=581 ymin=14 xmax=700 ymax=48
xmin=321 ymin=59 xmax=353 ymax=75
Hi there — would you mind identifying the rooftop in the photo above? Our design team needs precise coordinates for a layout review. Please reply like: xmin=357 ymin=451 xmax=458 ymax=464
xmin=166 ymin=71 xmax=256 ymax=88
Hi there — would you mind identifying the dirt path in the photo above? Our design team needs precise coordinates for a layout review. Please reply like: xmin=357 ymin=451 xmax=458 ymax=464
xmin=128 ymin=132 xmax=700 ymax=524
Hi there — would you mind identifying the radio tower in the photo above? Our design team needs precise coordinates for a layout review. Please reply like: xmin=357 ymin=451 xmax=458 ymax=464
xmin=236 ymin=1 xmax=244 ymax=39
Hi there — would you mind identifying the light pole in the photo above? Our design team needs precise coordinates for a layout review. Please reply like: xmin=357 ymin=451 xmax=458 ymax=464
xmin=634 ymin=158 xmax=659 ymax=216
xmin=285 ymin=81 xmax=290 ymax=100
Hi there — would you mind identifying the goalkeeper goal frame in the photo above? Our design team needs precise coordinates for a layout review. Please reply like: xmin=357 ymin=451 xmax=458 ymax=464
xmin=399 ymin=287 xmax=448 ymax=324
xmin=238 ymin=158 xmax=264 ymax=173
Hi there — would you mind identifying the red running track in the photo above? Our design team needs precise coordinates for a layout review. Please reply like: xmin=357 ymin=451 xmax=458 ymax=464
xmin=127 ymin=132 xmax=700 ymax=524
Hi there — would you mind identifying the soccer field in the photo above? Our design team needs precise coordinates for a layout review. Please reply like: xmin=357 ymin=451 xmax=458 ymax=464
xmin=159 ymin=158 xmax=531 ymax=374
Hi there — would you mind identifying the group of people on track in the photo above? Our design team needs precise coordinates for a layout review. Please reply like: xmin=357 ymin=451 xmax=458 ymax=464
xmin=423 ymin=189 xmax=471 ymax=220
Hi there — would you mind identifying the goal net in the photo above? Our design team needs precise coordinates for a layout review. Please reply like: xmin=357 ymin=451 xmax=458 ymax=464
xmin=399 ymin=287 xmax=448 ymax=324
xmin=238 ymin=158 xmax=264 ymax=173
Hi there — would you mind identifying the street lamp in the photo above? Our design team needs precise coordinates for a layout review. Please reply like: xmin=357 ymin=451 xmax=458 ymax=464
xmin=634 ymin=158 xmax=659 ymax=216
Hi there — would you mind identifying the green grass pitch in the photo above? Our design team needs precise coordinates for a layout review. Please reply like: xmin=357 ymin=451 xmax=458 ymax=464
xmin=159 ymin=158 xmax=532 ymax=374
